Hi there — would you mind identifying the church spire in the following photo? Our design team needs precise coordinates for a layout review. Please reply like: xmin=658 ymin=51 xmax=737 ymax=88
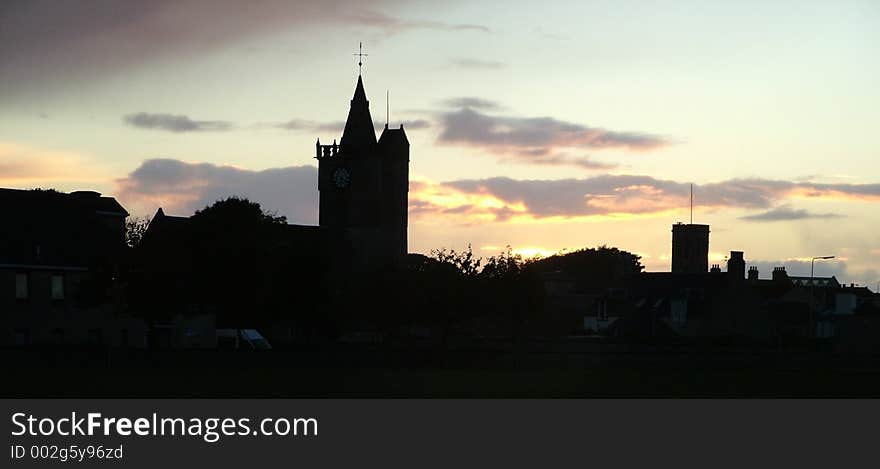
xmin=340 ymin=74 xmax=376 ymax=153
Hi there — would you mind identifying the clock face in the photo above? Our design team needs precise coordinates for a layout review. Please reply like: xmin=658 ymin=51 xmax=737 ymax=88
xmin=332 ymin=167 xmax=351 ymax=188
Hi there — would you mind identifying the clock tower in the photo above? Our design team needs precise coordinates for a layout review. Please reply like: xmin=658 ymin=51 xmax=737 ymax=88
xmin=315 ymin=74 xmax=409 ymax=270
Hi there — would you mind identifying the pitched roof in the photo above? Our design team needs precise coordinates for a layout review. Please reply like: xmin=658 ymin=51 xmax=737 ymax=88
xmin=378 ymin=125 xmax=409 ymax=146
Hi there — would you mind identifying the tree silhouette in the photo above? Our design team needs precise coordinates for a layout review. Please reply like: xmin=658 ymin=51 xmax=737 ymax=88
xmin=128 ymin=197 xmax=309 ymax=330
xmin=125 ymin=216 xmax=150 ymax=248
xmin=532 ymin=245 xmax=643 ymax=291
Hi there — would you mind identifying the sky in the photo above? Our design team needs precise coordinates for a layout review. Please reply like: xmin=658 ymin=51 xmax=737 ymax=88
xmin=1 ymin=0 xmax=879 ymax=286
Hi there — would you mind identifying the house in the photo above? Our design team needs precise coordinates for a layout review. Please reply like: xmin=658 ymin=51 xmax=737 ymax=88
xmin=606 ymin=268 xmax=773 ymax=341
xmin=0 ymin=188 xmax=145 ymax=347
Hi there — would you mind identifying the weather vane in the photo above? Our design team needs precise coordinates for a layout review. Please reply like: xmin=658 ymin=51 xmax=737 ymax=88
xmin=353 ymin=42 xmax=368 ymax=75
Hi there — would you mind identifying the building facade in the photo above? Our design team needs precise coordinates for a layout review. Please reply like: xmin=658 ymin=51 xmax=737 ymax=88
xmin=0 ymin=189 xmax=141 ymax=346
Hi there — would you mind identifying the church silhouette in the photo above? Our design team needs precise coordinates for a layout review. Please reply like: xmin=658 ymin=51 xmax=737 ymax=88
xmin=147 ymin=71 xmax=411 ymax=273
xmin=315 ymin=73 xmax=410 ymax=270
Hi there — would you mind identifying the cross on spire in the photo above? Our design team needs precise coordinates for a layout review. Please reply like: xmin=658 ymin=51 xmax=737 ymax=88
xmin=353 ymin=42 xmax=368 ymax=75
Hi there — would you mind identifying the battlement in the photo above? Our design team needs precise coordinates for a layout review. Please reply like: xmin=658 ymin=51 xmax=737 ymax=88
xmin=315 ymin=139 xmax=340 ymax=159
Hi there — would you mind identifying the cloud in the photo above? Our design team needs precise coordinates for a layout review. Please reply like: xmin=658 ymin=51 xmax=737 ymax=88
xmin=124 ymin=113 xmax=234 ymax=133
xmin=274 ymin=119 xmax=345 ymax=133
xmin=518 ymin=154 xmax=617 ymax=170
xmin=115 ymin=158 xmax=317 ymax=223
xmin=449 ymin=58 xmax=506 ymax=69
xmin=276 ymin=118 xmax=429 ymax=134
xmin=733 ymin=258 xmax=877 ymax=288
xmin=342 ymin=11 xmax=490 ymax=35
xmin=396 ymin=119 xmax=431 ymax=130
xmin=432 ymin=105 xmax=669 ymax=170
xmin=0 ymin=1 xmax=489 ymax=98
xmin=438 ymin=108 xmax=668 ymax=151
xmin=408 ymin=175 xmax=880 ymax=225
xmin=440 ymin=97 xmax=503 ymax=110
xmin=739 ymin=205 xmax=843 ymax=222
xmin=113 ymin=158 xmax=880 ymax=230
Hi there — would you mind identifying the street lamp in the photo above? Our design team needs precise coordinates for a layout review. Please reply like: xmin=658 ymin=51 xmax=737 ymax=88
xmin=811 ymin=256 xmax=835 ymax=280
xmin=810 ymin=255 xmax=835 ymax=339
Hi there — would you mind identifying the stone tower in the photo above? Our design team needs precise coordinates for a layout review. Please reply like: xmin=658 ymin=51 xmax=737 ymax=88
xmin=671 ymin=222 xmax=709 ymax=274
xmin=316 ymin=75 xmax=409 ymax=270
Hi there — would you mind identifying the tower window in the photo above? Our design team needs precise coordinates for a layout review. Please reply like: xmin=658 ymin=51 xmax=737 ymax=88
xmin=15 ymin=273 xmax=29 ymax=299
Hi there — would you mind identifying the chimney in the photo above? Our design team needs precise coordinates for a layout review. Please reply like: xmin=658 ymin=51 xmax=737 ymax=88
xmin=727 ymin=251 xmax=745 ymax=280
xmin=772 ymin=266 xmax=788 ymax=282
xmin=710 ymin=264 xmax=721 ymax=274
xmin=748 ymin=266 xmax=759 ymax=281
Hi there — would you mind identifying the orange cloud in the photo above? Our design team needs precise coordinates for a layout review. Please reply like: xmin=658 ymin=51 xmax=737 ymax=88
xmin=408 ymin=175 xmax=880 ymax=227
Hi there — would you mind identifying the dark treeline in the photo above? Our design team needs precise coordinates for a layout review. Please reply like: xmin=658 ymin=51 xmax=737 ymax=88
xmin=122 ymin=197 xmax=643 ymax=344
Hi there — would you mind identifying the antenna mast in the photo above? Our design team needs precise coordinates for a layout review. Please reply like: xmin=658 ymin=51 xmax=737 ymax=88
xmin=690 ymin=183 xmax=693 ymax=224
xmin=386 ymin=90 xmax=389 ymax=127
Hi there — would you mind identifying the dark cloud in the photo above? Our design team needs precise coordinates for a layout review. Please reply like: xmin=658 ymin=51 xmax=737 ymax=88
xmin=444 ymin=176 xmax=682 ymax=217
xmin=522 ymin=154 xmax=617 ymax=170
xmin=276 ymin=118 xmax=429 ymax=134
xmin=739 ymin=205 xmax=843 ymax=222
xmin=432 ymin=105 xmax=669 ymax=170
xmin=0 ymin=1 xmax=489 ymax=98
xmin=438 ymin=108 xmax=668 ymax=151
xmin=449 ymin=58 xmax=506 ymax=69
xmin=116 ymin=158 xmax=317 ymax=223
xmin=397 ymin=119 xmax=431 ymax=130
xmin=275 ymin=119 xmax=321 ymax=131
xmin=440 ymin=97 xmax=503 ymax=110
xmin=124 ymin=113 xmax=234 ymax=133
xmin=343 ymin=11 xmax=490 ymax=35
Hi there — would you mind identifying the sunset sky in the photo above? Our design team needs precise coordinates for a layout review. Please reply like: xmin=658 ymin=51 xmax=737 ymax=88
xmin=2 ymin=0 xmax=879 ymax=286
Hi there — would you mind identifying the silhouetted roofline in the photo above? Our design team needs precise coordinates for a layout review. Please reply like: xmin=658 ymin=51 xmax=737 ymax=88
xmin=378 ymin=124 xmax=409 ymax=145
xmin=0 ymin=187 xmax=128 ymax=216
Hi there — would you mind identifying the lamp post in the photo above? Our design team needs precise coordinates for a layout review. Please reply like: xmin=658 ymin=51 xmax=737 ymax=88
xmin=810 ymin=255 xmax=835 ymax=338
xmin=811 ymin=256 xmax=835 ymax=280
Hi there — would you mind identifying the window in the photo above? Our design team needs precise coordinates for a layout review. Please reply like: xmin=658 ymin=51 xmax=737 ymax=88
xmin=671 ymin=298 xmax=688 ymax=325
xmin=51 ymin=274 xmax=64 ymax=300
xmin=15 ymin=273 xmax=28 ymax=299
